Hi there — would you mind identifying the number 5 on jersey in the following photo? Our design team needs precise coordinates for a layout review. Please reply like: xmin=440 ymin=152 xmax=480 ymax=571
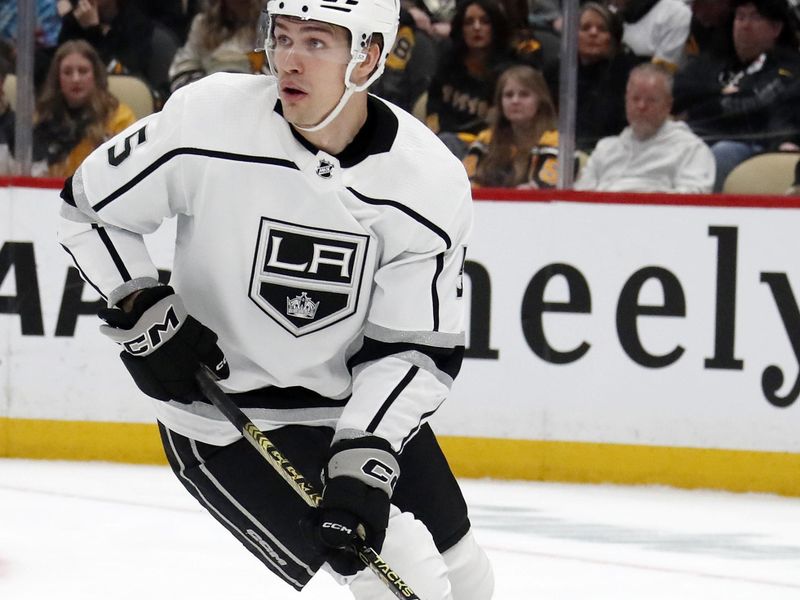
xmin=108 ymin=125 xmax=147 ymax=167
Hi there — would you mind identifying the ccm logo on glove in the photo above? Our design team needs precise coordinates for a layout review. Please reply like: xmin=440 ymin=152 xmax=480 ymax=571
xmin=121 ymin=303 xmax=181 ymax=355
xmin=98 ymin=285 xmax=229 ymax=403
xmin=322 ymin=521 xmax=353 ymax=534
xmin=361 ymin=458 xmax=398 ymax=489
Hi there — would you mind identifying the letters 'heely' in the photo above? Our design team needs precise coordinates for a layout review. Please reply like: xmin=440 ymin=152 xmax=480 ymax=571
xmin=10 ymin=221 xmax=800 ymax=406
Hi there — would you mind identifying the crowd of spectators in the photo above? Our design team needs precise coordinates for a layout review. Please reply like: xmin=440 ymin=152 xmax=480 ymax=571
xmin=0 ymin=0 xmax=798 ymax=193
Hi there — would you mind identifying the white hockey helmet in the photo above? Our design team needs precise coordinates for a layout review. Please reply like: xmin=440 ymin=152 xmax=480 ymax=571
xmin=260 ymin=0 xmax=400 ymax=130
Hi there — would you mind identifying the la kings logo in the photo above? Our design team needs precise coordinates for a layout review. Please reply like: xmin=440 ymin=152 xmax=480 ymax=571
xmin=249 ymin=218 xmax=370 ymax=336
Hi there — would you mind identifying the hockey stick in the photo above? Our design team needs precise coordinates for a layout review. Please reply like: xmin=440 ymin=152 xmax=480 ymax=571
xmin=194 ymin=367 xmax=420 ymax=600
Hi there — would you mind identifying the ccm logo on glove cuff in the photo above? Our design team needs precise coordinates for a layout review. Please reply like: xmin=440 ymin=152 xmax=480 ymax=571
xmin=361 ymin=458 xmax=398 ymax=489
xmin=100 ymin=295 xmax=188 ymax=356
xmin=327 ymin=447 xmax=400 ymax=496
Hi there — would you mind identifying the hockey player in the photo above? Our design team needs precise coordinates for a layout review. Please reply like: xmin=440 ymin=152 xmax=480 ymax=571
xmin=57 ymin=0 xmax=494 ymax=597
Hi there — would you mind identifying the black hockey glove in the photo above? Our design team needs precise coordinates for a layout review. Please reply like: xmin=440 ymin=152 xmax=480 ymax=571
xmin=305 ymin=436 xmax=400 ymax=575
xmin=98 ymin=285 xmax=229 ymax=403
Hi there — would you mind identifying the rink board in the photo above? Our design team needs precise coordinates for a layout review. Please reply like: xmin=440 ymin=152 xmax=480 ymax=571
xmin=3 ymin=179 xmax=800 ymax=495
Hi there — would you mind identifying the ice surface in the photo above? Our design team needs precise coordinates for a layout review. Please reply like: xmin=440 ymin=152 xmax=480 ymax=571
xmin=1 ymin=459 xmax=799 ymax=599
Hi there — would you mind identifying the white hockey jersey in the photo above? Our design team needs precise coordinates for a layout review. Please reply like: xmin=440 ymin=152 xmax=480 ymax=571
xmin=58 ymin=73 xmax=472 ymax=451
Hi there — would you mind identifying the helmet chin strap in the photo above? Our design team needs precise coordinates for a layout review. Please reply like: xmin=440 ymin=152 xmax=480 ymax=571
xmin=292 ymin=55 xmax=372 ymax=133
xmin=293 ymin=85 xmax=357 ymax=133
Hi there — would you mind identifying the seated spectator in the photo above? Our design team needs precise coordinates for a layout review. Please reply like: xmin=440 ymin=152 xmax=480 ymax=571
xmin=674 ymin=0 xmax=800 ymax=191
xmin=527 ymin=0 xmax=562 ymax=33
xmin=364 ymin=7 xmax=439 ymax=113
xmin=0 ymin=53 xmax=15 ymax=175
xmin=58 ymin=0 xmax=179 ymax=100
xmin=168 ymin=0 xmax=263 ymax=93
xmin=501 ymin=0 xmax=560 ymax=74
xmin=685 ymin=0 xmax=734 ymax=59
xmin=403 ymin=0 xmax=457 ymax=41
xmin=463 ymin=64 xmax=558 ymax=188
xmin=0 ymin=0 xmax=63 ymax=89
xmin=547 ymin=2 xmax=642 ymax=152
xmin=425 ymin=0 xmax=515 ymax=158
xmin=32 ymin=40 xmax=136 ymax=177
xmin=610 ymin=0 xmax=692 ymax=70
xmin=575 ymin=63 xmax=715 ymax=192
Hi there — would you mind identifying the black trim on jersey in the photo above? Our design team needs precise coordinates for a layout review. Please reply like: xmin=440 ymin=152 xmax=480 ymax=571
xmin=367 ymin=365 xmax=419 ymax=433
xmin=91 ymin=148 xmax=299 ymax=212
xmin=346 ymin=187 xmax=452 ymax=249
xmin=348 ymin=337 xmax=465 ymax=381
xmin=92 ymin=224 xmax=131 ymax=281
xmin=205 ymin=385 xmax=350 ymax=411
xmin=399 ymin=403 xmax=443 ymax=452
xmin=59 ymin=243 xmax=108 ymax=301
xmin=336 ymin=96 xmax=398 ymax=167
xmin=60 ymin=176 xmax=76 ymax=207
xmin=275 ymin=96 xmax=398 ymax=167
xmin=431 ymin=253 xmax=444 ymax=331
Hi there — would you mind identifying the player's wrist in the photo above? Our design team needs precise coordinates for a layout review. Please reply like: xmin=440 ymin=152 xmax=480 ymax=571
xmin=327 ymin=435 xmax=400 ymax=498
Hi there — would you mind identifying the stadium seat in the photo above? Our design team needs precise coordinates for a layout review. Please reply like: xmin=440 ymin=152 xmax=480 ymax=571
xmin=4 ymin=73 xmax=155 ymax=121
xmin=722 ymin=152 xmax=800 ymax=195
xmin=107 ymin=75 xmax=156 ymax=120
xmin=3 ymin=73 xmax=15 ymax=110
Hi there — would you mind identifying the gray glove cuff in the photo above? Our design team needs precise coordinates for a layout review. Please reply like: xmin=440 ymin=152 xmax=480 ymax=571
xmin=327 ymin=447 xmax=400 ymax=498
xmin=99 ymin=294 xmax=188 ymax=356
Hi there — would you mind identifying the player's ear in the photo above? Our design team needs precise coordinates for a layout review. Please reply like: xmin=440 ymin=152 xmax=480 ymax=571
xmin=352 ymin=40 xmax=382 ymax=86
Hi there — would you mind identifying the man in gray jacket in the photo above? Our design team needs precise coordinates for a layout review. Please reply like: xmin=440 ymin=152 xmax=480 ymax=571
xmin=576 ymin=62 xmax=715 ymax=193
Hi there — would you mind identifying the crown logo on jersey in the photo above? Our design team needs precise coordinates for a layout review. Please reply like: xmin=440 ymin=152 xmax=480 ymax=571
xmin=286 ymin=292 xmax=320 ymax=320
xmin=316 ymin=159 xmax=334 ymax=179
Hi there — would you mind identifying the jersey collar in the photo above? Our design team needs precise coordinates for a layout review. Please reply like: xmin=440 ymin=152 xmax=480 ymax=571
xmin=275 ymin=95 xmax=399 ymax=168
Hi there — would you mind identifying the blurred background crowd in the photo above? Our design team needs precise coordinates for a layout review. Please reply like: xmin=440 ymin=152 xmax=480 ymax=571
xmin=0 ymin=0 xmax=798 ymax=193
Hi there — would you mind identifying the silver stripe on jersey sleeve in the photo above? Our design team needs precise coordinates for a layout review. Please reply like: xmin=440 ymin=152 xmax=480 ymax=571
xmin=351 ymin=349 xmax=455 ymax=390
xmin=59 ymin=201 xmax=96 ymax=223
xmin=70 ymin=167 xmax=101 ymax=220
xmin=107 ymin=276 xmax=161 ymax=307
xmin=364 ymin=322 xmax=465 ymax=348
xmin=331 ymin=427 xmax=370 ymax=445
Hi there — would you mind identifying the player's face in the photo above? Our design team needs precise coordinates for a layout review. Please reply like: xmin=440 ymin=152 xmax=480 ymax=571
xmin=625 ymin=73 xmax=672 ymax=140
xmin=463 ymin=4 xmax=492 ymax=51
xmin=501 ymin=77 xmax=539 ymax=126
xmin=578 ymin=9 xmax=613 ymax=64
xmin=59 ymin=52 xmax=96 ymax=109
xmin=271 ymin=17 xmax=353 ymax=128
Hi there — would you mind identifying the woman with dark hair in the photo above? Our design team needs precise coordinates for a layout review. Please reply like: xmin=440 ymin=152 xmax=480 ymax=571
xmin=33 ymin=39 xmax=136 ymax=177
xmin=425 ymin=0 xmax=515 ymax=157
xmin=463 ymin=64 xmax=559 ymax=187
xmin=547 ymin=2 xmax=641 ymax=151
xmin=168 ymin=0 xmax=264 ymax=92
